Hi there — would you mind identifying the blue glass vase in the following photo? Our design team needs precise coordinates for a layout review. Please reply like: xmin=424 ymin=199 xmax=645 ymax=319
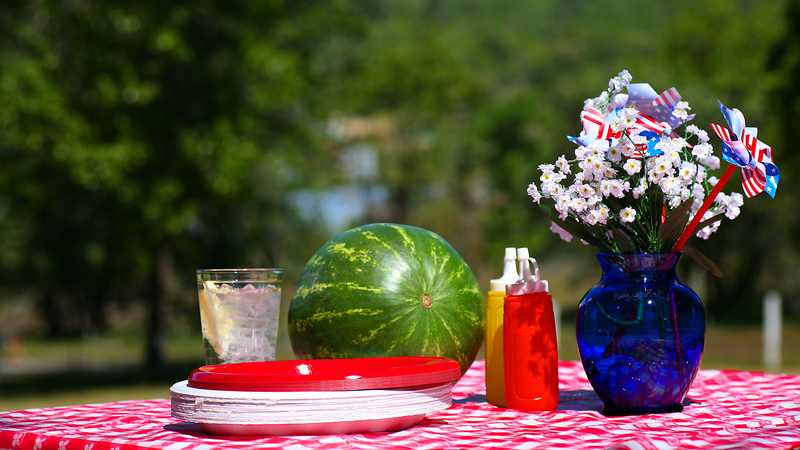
xmin=576 ymin=252 xmax=705 ymax=415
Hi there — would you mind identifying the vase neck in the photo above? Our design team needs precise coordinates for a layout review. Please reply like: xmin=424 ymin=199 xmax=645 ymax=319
xmin=596 ymin=252 xmax=680 ymax=284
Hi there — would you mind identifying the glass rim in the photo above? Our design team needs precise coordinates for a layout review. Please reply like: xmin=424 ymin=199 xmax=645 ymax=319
xmin=197 ymin=268 xmax=283 ymax=273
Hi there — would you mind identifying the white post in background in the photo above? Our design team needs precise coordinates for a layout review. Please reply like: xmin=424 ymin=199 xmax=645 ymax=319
xmin=763 ymin=290 xmax=782 ymax=372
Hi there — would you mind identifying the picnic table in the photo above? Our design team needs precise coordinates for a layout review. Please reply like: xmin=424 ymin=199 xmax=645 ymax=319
xmin=2 ymin=360 xmax=800 ymax=449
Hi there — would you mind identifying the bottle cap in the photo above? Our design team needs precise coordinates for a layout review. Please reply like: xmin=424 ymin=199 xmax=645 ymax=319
xmin=490 ymin=247 xmax=519 ymax=292
xmin=505 ymin=248 xmax=548 ymax=296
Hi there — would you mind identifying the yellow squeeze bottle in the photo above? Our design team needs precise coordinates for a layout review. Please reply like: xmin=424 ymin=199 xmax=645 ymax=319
xmin=485 ymin=247 xmax=519 ymax=407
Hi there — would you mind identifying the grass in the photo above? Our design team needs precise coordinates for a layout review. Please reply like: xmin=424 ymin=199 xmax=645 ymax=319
xmin=558 ymin=322 xmax=800 ymax=374
xmin=1 ymin=322 xmax=798 ymax=412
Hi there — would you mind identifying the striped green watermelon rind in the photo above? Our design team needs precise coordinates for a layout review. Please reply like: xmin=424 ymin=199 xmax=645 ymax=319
xmin=288 ymin=223 xmax=486 ymax=376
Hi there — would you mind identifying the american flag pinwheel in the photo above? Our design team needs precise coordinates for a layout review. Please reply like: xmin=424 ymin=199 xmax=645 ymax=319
xmin=710 ymin=101 xmax=779 ymax=198
xmin=673 ymin=100 xmax=779 ymax=251
xmin=625 ymin=83 xmax=695 ymax=129
xmin=568 ymin=107 xmax=621 ymax=148
xmin=568 ymin=83 xmax=689 ymax=159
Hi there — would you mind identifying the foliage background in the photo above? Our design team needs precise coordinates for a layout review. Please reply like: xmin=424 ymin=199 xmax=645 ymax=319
xmin=1 ymin=0 xmax=798 ymax=373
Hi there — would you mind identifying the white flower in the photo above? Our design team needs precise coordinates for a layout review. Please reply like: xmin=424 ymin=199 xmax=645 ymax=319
xmin=599 ymin=179 xmax=614 ymax=197
xmin=612 ymin=180 xmax=629 ymax=198
xmin=602 ymin=164 xmax=617 ymax=179
xmin=652 ymin=156 xmax=675 ymax=177
xmin=703 ymin=155 xmax=721 ymax=170
xmin=660 ymin=176 xmax=681 ymax=196
xmin=580 ymin=154 xmax=595 ymax=170
xmin=692 ymin=142 xmax=713 ymax=159
xmin=673 ymin=101 xmax=691 ymax=120
xmin=725 ymin=204 xmax=741 ymax=220
xmin=550 ymin=222 xmax=573 ymax=242
xmin=696 ymin=220 xmax=721 ymax=240
xmin=597 ymin=205 xmax=611 ymax=224
xmin=716 ymin=192 xmax=732 ymax=206
xmin=669 ymin=195 xmax=684 ymax=208
xmin=555 ymin=155 xmax=571 ymax=174
xmin=691 ymin=198 xmax=704 ymax=216
xmin=586 ymin=138 xmax=610 ymax=156
xmin=730 ymin=192 xmax=744 ymax=207
xmin=619 ymin=207 xmax=636 ymax=223
xmin=609 ymin=70 xmax=632 ymax=94
xmin=619 ymin=113 xmax=637 ymax=130
xmin=541 ymin=181 xmax=565 ymax=196
xmin=696 ymin=166 xmax=708 ymax=182
xmin=610 ymin=116 xmax=625 ymax=132
xmin=584 ymin=210 xmax=600 ymax=225
xmin=586 ymin=195 xmax=603 ymax=206
xmin=623 ymin=158 xmax=641 ymax=175
xmin=576 ymin=183 xmax=595 ymax=198
xmin=607 ymin=144 xmax=624 ymax=163
xmin=620 ymin=105 xmax=638 ymax=120
xmin=551 ymin=172 xmax=567 ymax=183
xmin=665 ymin=146 xmax=683 ymax=165
xmin=555 ymin=195 xmax=571 ymax=219
xmin=692 ymin=183 xmax=705 ymax=200
xmin=527 ymin=183 xmax=541 ymax=203
xmin=585 ymin=205 xmax=609 ymax=225
xmin=585 ymin=91 xmax=610 ymax=110
xmin=622 ymin=146 xmax=641 ymax=160
xmin=583 ymin=154 xmax=609 ymax=180
xmin=648 ymin=168 xmax=665 ymax=184
xmin=687 ymin=124 xmax=710 ymax=143
xmin=619 ymin=180 xmax=631 ymax=194
xmin=570 ymin=196 xmax=589 ymax=212
xmin=633 ymin=179 xmax=648 ymax=199
xmin=678 ymin=161 xmax=697 ymax=182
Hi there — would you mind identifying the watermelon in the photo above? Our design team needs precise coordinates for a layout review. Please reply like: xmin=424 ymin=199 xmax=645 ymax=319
xmin=288 ymin=223 xmax=486 ymax=375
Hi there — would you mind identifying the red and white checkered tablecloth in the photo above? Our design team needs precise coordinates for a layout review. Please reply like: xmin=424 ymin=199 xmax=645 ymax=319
xmin=2 ymin=360 xmax=800 ymax=450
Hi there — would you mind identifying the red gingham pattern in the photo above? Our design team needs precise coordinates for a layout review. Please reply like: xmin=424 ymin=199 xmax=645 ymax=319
xmin=2 ymin=360 xmax=800 ymax=450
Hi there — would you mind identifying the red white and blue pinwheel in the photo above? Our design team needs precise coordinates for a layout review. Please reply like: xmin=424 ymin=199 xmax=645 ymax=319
xmin=710 ymin=101 xmax=779 ymax=198
xmin=568 ymin=83 xmax=690 ymax=159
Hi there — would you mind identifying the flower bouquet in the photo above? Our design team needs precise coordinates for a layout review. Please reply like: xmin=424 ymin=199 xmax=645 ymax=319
xmin=527 ymin=70 xmax=779 ymax=262
xmin=528 ymin=70 xmax=779 ymax=415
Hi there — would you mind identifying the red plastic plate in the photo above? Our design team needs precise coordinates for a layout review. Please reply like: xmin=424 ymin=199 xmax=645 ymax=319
xmin=187 ymin=356 xmax=462 ymax=392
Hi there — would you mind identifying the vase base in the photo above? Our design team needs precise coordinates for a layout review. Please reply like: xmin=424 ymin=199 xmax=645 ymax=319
xmin=601 ymin=403 xmax=683 ymax=416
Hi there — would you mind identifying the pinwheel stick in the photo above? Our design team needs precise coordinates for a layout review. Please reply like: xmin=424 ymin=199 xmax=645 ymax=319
xmin=672 ymin=164 xmax=737 ymax=252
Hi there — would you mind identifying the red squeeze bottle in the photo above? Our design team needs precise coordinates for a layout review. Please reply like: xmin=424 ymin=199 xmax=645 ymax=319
xmin=503 ymin=248 xmax=559 ymax=411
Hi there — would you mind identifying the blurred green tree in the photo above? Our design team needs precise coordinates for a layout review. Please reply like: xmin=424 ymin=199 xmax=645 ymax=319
xmin=2 ymin=0 xmax=797 ymax=378
xmin=0 ymin=0 xmax=370 ymax=373
xmin=659 ymin=0 xmax=791 ymax=322
xmin=768 ymin=0 xmax=800 ymax=320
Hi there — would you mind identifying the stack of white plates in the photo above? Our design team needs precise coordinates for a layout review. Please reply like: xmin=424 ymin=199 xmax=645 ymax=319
xmin=170 ymin=356 xmax=461 ymax=436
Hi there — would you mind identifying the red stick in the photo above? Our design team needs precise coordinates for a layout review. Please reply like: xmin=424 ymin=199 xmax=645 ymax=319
xmin=672 ymin=164 xmax=737 ymax=251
